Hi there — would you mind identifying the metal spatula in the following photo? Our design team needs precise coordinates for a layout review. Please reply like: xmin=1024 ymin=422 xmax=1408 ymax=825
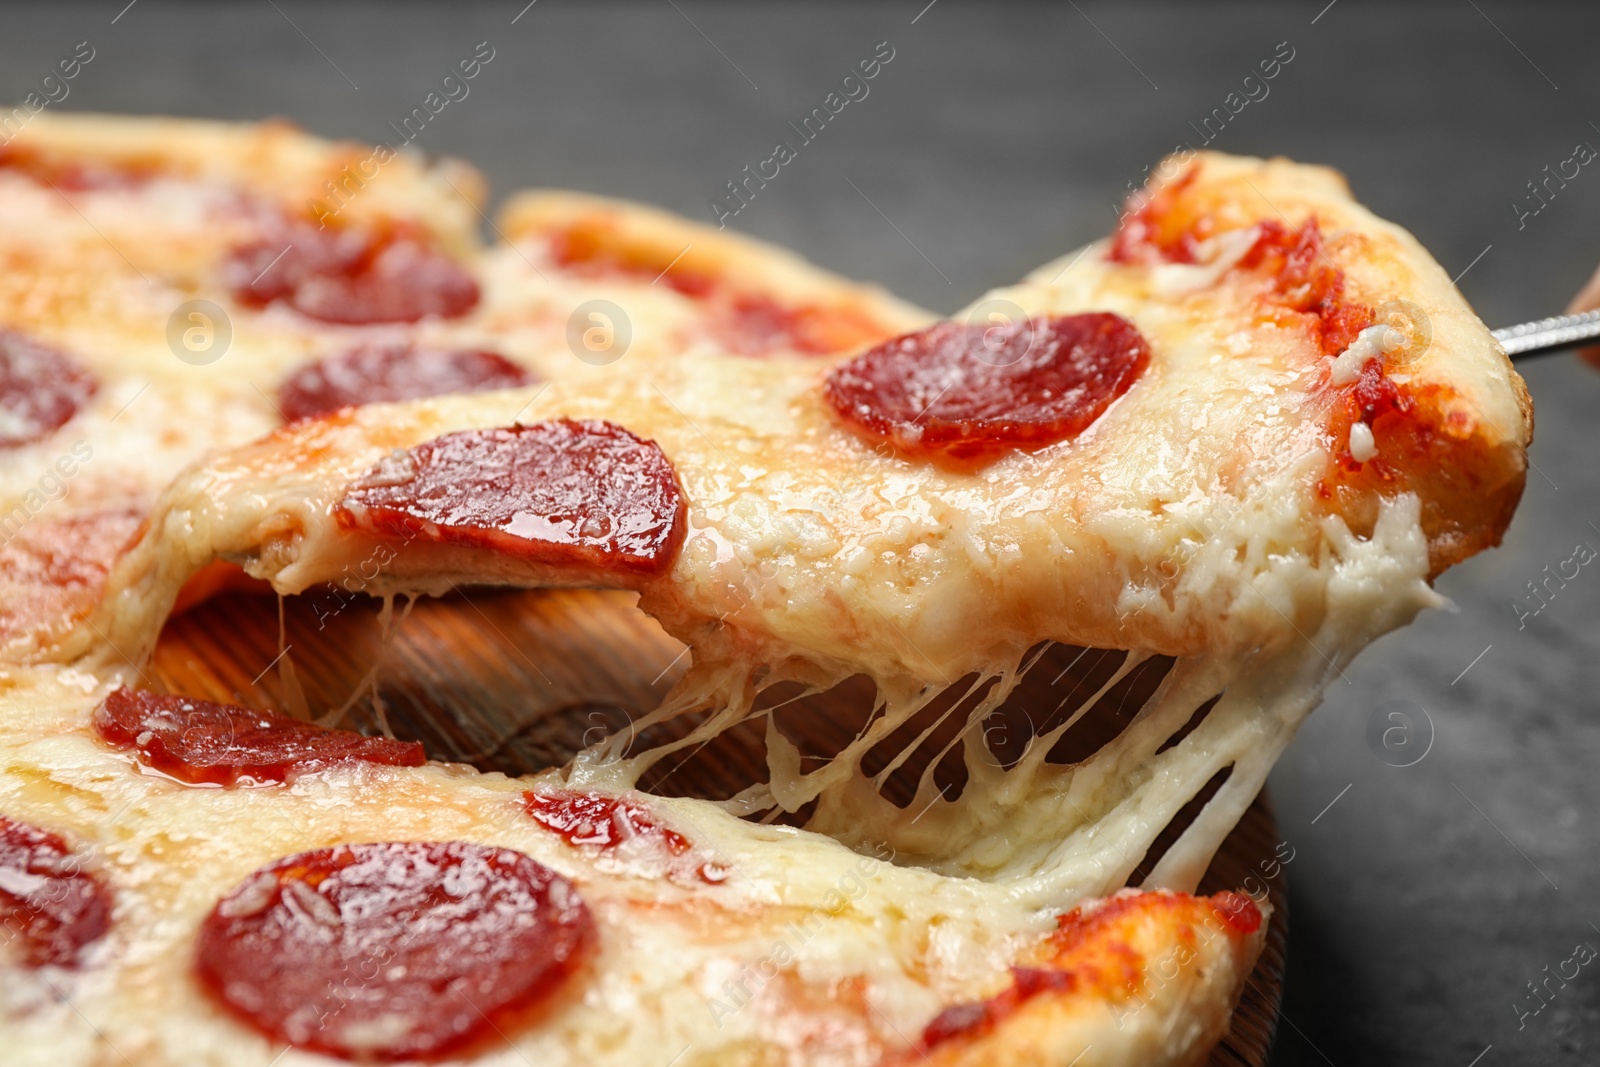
xmin=1494 ymin=309 xmax=1600 ymax=360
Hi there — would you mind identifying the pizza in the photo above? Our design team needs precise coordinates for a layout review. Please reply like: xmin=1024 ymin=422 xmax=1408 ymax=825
xmin=0 ymin=113 xmax=925 ymax=659
xmin=0 ymin=115 xmax=1530 ymax=1067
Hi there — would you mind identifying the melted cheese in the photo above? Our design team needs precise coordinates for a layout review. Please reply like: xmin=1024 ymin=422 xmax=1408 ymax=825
xmin=1328 ymin=323 xmax=1405 ymax=386
xmin=1349 ymin=421 xmax=1378 ymax=462
xmin=0 ymin=132 xmax=1532 ymax=1067
xmin=1145 ymin=225 xmax=1261 ymax=295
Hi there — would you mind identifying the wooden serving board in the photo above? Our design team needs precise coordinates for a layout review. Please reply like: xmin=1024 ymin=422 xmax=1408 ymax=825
xmin=151 ymin=586 xmax=1286 ymax=1065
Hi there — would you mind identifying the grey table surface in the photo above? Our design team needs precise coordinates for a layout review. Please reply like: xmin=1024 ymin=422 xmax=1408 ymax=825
xmin=4 ymin=1 xmax=1598 ymax=1063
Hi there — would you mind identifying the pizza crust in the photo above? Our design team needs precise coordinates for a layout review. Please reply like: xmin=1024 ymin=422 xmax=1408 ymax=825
xmin=1068 ymin=151 xmax=1531 ymax=576
xmin=899 ymin=892 xmax=1265 ymax=1067
xmin=495 ymin=187 xmax=931 ymax=343
xmin=2 ymin=111 xmax=487 ymax=252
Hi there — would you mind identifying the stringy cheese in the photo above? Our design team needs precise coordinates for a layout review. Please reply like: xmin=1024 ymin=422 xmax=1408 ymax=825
xmin=577 ymin=492 xmax=1440 ymax=900
xmin=0 ymin=491 xmax=1437 ymax=1067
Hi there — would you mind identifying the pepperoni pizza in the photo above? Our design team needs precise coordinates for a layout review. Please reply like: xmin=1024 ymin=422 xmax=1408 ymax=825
xmin=0 ymin=115 xmax=1530 ymax=1067
xmin=0 ymin=113 xmax=925 ymax=659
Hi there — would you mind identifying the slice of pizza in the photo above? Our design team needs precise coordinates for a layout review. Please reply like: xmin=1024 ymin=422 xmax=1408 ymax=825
xmin=0 ymin=149 xmax=1527 ymax=1065
xmin=0 ymin=114 xmax=923 ymax=659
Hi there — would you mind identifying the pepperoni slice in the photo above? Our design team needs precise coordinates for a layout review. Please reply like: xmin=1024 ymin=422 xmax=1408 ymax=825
xmin=336 ymin=419 xmax=686 ymax=579
xmin=278 ymin=344 xmax=538 ymax=422
xmin=526 ymin=790 xmax=692 ymax=853
xmin=0 ymin=815 xmax=111 ymax=968
xmin=0 ymin=509 xmax=142 ymax=645
xmin=196 ymin=841 xmax=591 ymax=1060
xmin=525 ymin=789 xmax=727 ymax=884
xmin=823 ymin=313 xmax=1149 ymax=463
xmin=93 ymin=688 xmax=424 ymax=786
xmin=0 ymin=331 xmax=97 ymax=448
xmin=225 ymin=220 xmax=480 ymax=324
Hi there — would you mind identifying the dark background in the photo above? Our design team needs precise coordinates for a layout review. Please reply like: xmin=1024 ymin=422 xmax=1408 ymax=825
xmin=5 ymin=2 xmax=1598 ymax=1063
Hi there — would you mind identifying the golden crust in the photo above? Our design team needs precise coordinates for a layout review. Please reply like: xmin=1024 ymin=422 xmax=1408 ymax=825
xmin=1100 ymin=151 xmax=1532 ymax=575
xmin=898 ymin=891 xmax=1267 ymax=1067
xmin=5 ymin=111 xmax=487 ymax=252
xmin=498 ymin=188 xmax=931 ymax=344
xmin=1215 ymin=153 xmax=1532 ymax=572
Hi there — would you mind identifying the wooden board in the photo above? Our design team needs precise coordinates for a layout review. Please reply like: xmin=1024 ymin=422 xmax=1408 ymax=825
xmin=151 ymin=585 xmax=1286 ymax=1065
